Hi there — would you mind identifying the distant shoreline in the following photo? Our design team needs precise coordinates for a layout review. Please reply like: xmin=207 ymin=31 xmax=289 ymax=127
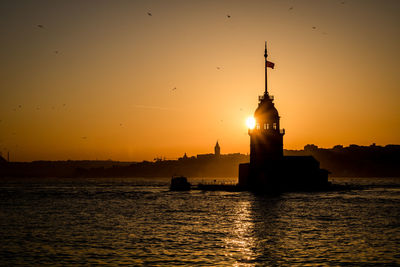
xmin=1 ymin=144 xmax=399 ymax=178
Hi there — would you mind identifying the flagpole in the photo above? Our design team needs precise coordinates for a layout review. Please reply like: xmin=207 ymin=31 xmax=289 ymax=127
xmin=264 ymin=41 xmax=268 ymax=95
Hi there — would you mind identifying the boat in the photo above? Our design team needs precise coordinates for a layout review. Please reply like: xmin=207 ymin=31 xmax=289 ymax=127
xmin=170 ymin=176 xmax=191 ymax=191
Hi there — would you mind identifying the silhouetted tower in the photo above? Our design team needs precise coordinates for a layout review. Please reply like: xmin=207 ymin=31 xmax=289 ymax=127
xmin=214 ymin=141 xmax=220 ymax=157
xmin=249 ymin=42 xmax=284 ymax=167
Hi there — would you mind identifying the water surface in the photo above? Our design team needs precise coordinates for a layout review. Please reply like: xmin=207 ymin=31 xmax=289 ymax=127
xmin=0 ymin=177 xmax=399 ymax=265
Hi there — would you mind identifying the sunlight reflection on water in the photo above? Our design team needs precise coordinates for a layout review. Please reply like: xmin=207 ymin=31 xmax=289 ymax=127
xmin=224 ymin=199 xmax=256 ymax=266
xmin=0 ymin=177 xmax=399 ymax=265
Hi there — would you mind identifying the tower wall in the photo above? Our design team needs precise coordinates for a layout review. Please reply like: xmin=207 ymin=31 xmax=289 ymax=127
xmin=250 ymin=129 xmax=283 ymax=166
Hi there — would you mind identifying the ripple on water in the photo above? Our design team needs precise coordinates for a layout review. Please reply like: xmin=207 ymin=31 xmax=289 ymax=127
xmin=0 ymin=177 xmax=399 ymax=265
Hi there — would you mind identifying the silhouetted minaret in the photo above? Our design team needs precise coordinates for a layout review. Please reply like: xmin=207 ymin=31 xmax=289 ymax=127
xmin=214 ymin=141 xmax=220 ymax=157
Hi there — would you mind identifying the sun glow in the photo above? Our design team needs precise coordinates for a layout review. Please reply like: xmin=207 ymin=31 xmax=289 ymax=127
xmin=246 ymin=117 xmax=256 ymax=129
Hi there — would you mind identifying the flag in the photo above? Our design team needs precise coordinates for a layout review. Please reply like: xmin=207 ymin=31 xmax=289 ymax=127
xmin=267 ymin=61 xmax=275 ymax=69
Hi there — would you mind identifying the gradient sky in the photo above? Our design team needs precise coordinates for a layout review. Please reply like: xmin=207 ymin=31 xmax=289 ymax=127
xmin=1 ymin=0 xmax=399 ymax=161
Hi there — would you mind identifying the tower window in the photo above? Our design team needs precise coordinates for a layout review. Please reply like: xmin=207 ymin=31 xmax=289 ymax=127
xmin=273 ymin=123 xmax=277 ymax=130
xmin=256 ymin=123 xmax=260 ymax=130
xmin=263 ymin=123 xmax=267 ymax=130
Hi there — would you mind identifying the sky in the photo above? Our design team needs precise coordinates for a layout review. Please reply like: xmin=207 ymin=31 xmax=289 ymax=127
xmin=0 ymin=0 xmax=399 ymax=162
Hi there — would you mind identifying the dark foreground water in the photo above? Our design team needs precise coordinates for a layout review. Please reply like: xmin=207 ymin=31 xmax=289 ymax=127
xmin=0 ymin=177 xmax=399 ymax=266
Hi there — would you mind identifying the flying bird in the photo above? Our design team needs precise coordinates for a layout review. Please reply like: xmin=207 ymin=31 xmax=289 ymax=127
xmin=54 ymin=50 xmax=59 ymax=54
xmin=37 ymin=24 xmax=44 ymax=29
xmin=172 ymin=87 xmax=177 ymax=91
xmin=82 ymin=136 xmax=87 ymax=140
xmin=227 ymin=15 xmax=231 ymax=18
xmin=288 ymin=6 xmax=294 ymax=11
xmin=216 ymin=67 xmax=221 ymax=70
xmin=312 ymin=26 xmax=317 ymax=30
xmin=147 ymin=12 xmax=152 ymax=16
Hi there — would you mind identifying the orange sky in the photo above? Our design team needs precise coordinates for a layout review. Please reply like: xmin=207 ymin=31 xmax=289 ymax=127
xmin=1 ymin=0 xmax=399 ymax=161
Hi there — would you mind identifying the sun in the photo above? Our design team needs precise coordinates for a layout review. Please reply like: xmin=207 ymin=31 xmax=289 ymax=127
xmin=246 ymin=116 xmax=256 ymax=129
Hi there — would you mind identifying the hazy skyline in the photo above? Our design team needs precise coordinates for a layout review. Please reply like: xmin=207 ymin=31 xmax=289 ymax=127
xmin=1 ymin=0 xmax=399 ymax=161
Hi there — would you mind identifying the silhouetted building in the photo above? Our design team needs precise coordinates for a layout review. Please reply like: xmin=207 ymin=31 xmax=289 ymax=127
xmin=214 ymin=141 xmax=220 ymax=157
xmin=249 ymin=82 xmax=284 ymax=164
xmin=239 ymin=43 xmax=329 ymax=192
xmin=304 ymin=144 xmax=319 ymax=151
xmin=197 ymin=142 xmax=222 ymax=160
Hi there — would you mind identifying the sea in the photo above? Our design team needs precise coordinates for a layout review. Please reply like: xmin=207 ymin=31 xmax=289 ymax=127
xmin=0 ymin=177 xmax=399 ymax=266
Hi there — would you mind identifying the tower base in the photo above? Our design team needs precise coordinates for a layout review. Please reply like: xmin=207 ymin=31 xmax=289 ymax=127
xmin=239 ymin=156 xmax=329 ymax=192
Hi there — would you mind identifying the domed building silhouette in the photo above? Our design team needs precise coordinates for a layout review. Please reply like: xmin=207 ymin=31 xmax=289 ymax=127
xmin=239 ymin=43 xmax=329 ymax=192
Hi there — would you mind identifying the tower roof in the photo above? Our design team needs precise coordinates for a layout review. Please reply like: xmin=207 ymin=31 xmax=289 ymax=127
xmin=215 ymin=141 xmax=220 ymax=148
xmin=254 ymin=95 xmax=279 ymax=121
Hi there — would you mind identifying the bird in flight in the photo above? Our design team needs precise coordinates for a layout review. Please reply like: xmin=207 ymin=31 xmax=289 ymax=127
xmin=54 ymin=50 xmax=59 ymax=54
xmin=82 ymin=136 xmax=87 ymax=140
xmin=227 ymin=15 xmax=231 ymax=18
xmin=312 ymin=26 xmax=316 ymax=30
xmin=172 ymin=87 xmax=177 ymax=91
xmin=216 ymin=67 xmax=221 ymax=70
xmin=288 ymin=6 xmax=293 ymax=11
xmin=37 ymin=24 xmax=44 ymax=29
xmin=147 ymin=12 xmax=152 ymax=16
